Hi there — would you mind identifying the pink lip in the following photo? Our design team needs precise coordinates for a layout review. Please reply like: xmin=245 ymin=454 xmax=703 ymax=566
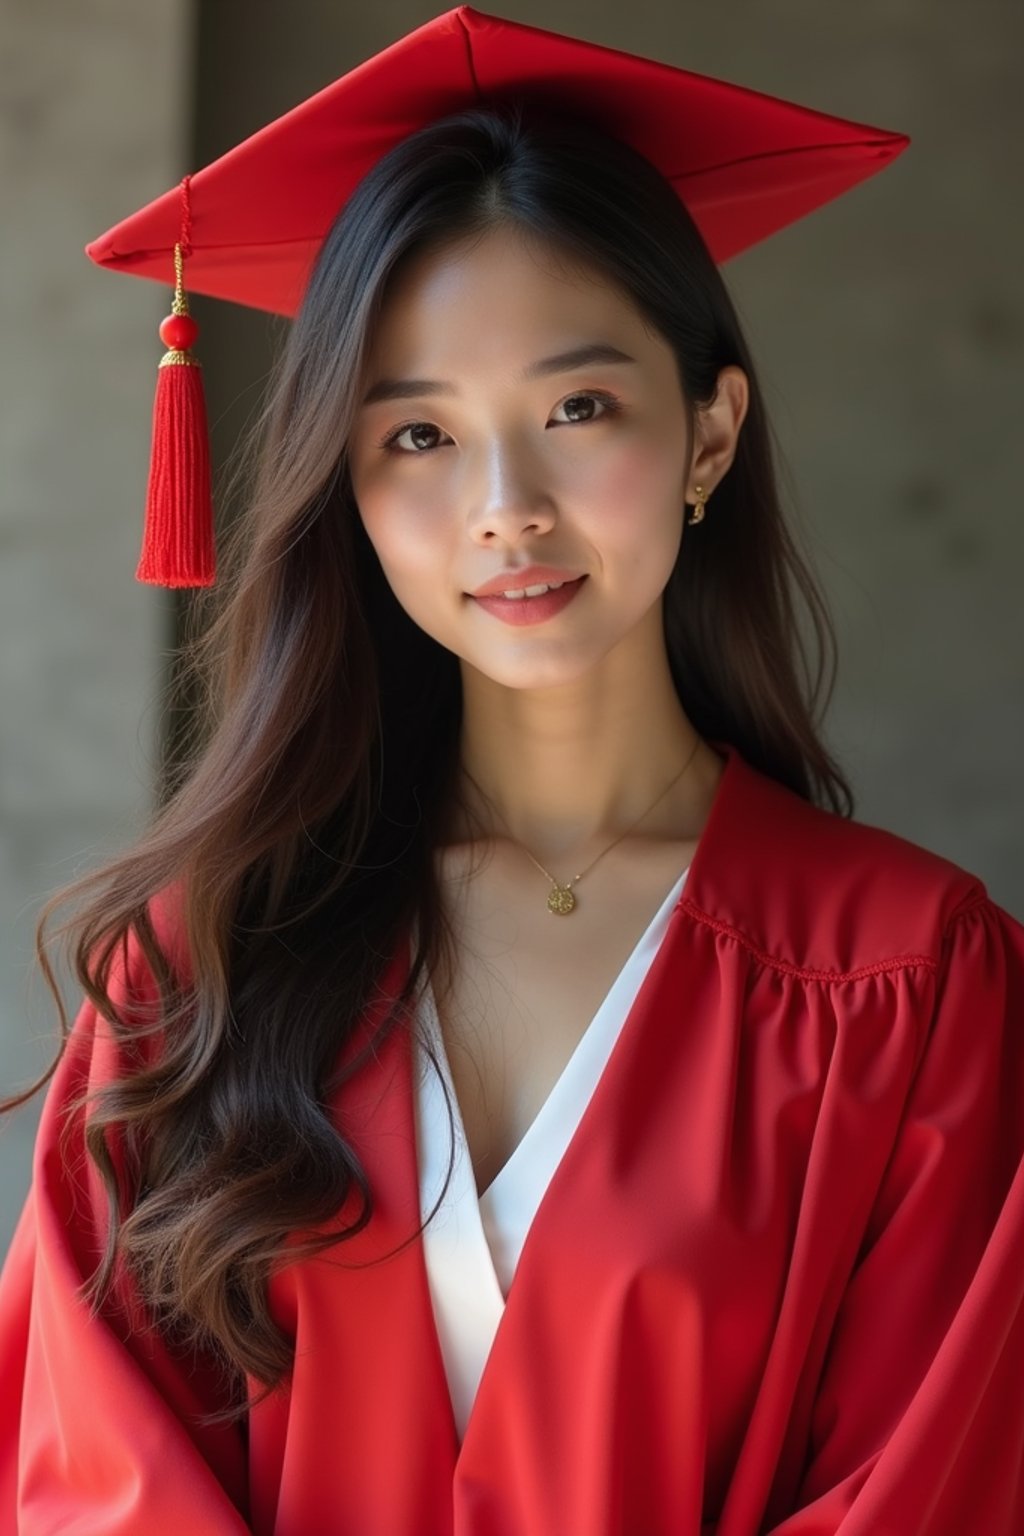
xmin=470 ymin=574 xmax=588 ymax=626
xmin=469 ymin=565 xmax=585 ymax=598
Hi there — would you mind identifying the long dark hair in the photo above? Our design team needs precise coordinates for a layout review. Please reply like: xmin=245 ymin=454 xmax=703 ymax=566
xmin=4 ymin=99 xmax=852 ymax=1424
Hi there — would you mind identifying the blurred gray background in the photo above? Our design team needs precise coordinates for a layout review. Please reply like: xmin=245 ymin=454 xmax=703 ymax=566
xmin=2 ymin=0 xmax=1021 ymax=1250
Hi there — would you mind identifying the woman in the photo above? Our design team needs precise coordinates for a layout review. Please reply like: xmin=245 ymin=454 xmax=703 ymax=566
xmin=2 ymin=8 xmax=1022 ymax=1533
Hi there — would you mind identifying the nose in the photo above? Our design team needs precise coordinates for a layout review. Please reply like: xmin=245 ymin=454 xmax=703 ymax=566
xmin=466 ymin=440 xmax=557 ymax=542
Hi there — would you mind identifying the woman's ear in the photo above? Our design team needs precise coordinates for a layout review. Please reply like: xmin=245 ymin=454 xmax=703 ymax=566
xmin=687 ymin=366 xmax=750 ymax=498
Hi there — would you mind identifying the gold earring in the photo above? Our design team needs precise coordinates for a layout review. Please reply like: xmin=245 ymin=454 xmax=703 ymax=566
xmin=686 ymin=484 xmax=708 ymax=525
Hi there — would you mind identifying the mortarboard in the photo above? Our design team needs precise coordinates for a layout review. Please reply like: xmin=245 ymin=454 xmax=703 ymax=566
xmin=85 ymin=4 xmax=910 ymax=589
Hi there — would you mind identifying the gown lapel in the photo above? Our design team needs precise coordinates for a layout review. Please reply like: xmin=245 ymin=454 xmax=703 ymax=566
xmin=446 ymin=874 xmax=702 ymax=1511
xmin=414 ymin=864 xmax=692 ymax=1444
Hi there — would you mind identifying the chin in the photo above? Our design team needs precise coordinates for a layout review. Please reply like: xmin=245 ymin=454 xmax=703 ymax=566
xmin=464 ymin=646 xmax=609 ymax=692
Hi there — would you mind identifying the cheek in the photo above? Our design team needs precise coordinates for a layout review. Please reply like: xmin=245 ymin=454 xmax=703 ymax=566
xmin=356 ymin=489 xmax=471 ymax=642
xmin=580 ymin=442 xmax=685 ymax=560
xmin=605 ymin=434 xmax=683 ymax=502
xmin=358 ymin=485 xmax=448 ymax=585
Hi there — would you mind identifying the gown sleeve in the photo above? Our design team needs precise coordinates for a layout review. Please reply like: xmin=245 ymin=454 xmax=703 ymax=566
xmin=0 ymin=931 xmax=253 ymax=1534
xmin=764 ymin=892 xmax=1024 ymax=1535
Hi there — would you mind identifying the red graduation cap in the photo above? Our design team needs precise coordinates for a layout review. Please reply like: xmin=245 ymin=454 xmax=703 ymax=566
xmin=85 ymin=4 xmax=910 ymax=588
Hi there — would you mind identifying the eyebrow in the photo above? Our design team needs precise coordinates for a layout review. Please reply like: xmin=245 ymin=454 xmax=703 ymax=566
xmin=360 ymin=342 xmax=638 ymax=407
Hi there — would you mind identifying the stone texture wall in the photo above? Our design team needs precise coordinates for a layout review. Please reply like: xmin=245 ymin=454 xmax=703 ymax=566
xmin=0 ymin=0 xmax=192 ymax=1246
xmin=2 ymin=0 xmax=1021 ymax=1247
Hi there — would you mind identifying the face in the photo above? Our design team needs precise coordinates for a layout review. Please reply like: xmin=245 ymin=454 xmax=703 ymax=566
xmin=347 ymin=227 xmax=693 ymax=693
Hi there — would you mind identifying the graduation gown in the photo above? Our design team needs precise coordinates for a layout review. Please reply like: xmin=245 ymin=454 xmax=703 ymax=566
xmin=2 ymin=741 xmax=1023 ymax=1534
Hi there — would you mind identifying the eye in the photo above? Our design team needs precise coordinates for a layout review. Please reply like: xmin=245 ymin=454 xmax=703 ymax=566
xmin=375 ymin=390 xmax=623 ymax=455
xmin=550 ymin=391 xmax=622 ymax=427
xmin=376 ymin=420 xmax=454 ymax=454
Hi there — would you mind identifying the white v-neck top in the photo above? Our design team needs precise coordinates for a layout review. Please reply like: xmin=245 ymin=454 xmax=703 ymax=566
xmin=411 ymin=863 xmax=690 ymax=1443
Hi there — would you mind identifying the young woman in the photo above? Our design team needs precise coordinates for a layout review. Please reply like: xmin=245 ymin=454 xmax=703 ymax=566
xmin=2 ymin=8 xmax=1022 ymax=1533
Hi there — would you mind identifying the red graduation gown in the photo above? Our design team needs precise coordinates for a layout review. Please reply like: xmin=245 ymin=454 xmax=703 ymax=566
xmin=2 ymin=741 xmax=1023 ymax=1534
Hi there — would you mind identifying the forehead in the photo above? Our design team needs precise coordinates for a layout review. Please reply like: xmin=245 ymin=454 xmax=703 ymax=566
xmin=366 ymin=227 xmax=648 ymax=367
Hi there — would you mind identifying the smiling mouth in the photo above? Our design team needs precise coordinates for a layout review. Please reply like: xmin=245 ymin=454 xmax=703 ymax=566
xmin=472 ymin=580 xmax=569 ymax=600
xmin=467 ymin=574 xmax=589 ymax=625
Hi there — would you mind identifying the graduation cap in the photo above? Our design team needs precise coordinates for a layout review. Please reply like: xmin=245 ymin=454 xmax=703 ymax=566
xmin=85 ymin=4 xmax=910 ymax=589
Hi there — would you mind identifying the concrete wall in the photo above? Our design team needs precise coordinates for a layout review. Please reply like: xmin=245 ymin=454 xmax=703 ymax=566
xmin=2 ymin=0 xmax=1021 ymax=1249
xmin=0 ymin=0 xmax=191 ymax=1247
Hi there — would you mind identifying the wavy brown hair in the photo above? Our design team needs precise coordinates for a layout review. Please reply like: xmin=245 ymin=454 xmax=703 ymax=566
xmin=3 ymin=99 xmax=853 ymax=1425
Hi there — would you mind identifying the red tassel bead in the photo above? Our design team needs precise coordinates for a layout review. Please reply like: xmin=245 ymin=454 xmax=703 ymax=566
xmin=159 ymin=312 xmax=199 ymax=352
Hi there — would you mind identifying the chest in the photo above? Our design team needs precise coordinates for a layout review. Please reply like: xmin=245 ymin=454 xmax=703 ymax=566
xmin=427 ymin=839 xmax=696 ymax=1198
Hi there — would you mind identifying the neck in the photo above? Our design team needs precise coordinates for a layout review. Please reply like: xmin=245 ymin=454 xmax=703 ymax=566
xmin=448 ymin=640 xmax=720 ymax=866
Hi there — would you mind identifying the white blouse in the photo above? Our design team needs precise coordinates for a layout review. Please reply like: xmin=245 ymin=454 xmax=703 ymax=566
xmin=411 ymin=863 xmax=691 ymax=1443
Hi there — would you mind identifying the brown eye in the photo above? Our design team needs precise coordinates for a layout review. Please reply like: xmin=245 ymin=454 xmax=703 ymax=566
xmin=551 ymin=391 xmax=622 ymax=426
xmin=561 ymin=395 xmax=600 ymax=422
xmin=405 ymin=424 xmax=442 ymax=450
xmin=380 ymin=421 xmax=451 ymax=454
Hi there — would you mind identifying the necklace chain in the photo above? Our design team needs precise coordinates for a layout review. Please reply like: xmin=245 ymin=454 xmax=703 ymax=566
xmin=462 ymin=733 xmax=703 ymax=915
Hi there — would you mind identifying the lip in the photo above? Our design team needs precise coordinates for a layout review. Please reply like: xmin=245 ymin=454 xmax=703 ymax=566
xmin=468 ymin=565 xmax=586 ymax=598
xmin=469 ymin=574 xmax=588 ymax=626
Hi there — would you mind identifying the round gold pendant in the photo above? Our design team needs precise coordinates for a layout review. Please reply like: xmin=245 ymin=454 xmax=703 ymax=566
xmin=547 ymin=883 xmax=577 ymax=915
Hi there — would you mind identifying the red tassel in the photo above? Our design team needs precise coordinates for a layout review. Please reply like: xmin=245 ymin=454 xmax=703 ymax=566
xmin=136 ymin=223 xmax=216 ymax=588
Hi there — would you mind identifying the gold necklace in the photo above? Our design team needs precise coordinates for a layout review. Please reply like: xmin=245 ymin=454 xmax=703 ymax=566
xmin=462 ymin=733 xmax=703 ymax=915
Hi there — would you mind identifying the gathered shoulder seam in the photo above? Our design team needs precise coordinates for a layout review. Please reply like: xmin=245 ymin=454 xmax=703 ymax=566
xmin=939 ymin=885 xmax=991 ymax=941
xmin=676 ymin=897 xmax=940 ymax=984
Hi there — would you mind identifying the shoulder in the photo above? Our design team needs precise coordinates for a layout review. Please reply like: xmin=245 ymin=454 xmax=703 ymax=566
xmin=683 ymin=744 xmax=994 ymax=979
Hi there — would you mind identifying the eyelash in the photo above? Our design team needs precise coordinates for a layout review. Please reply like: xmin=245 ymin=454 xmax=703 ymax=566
xmin=374 ymin=390 xmax=624 ymax=455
